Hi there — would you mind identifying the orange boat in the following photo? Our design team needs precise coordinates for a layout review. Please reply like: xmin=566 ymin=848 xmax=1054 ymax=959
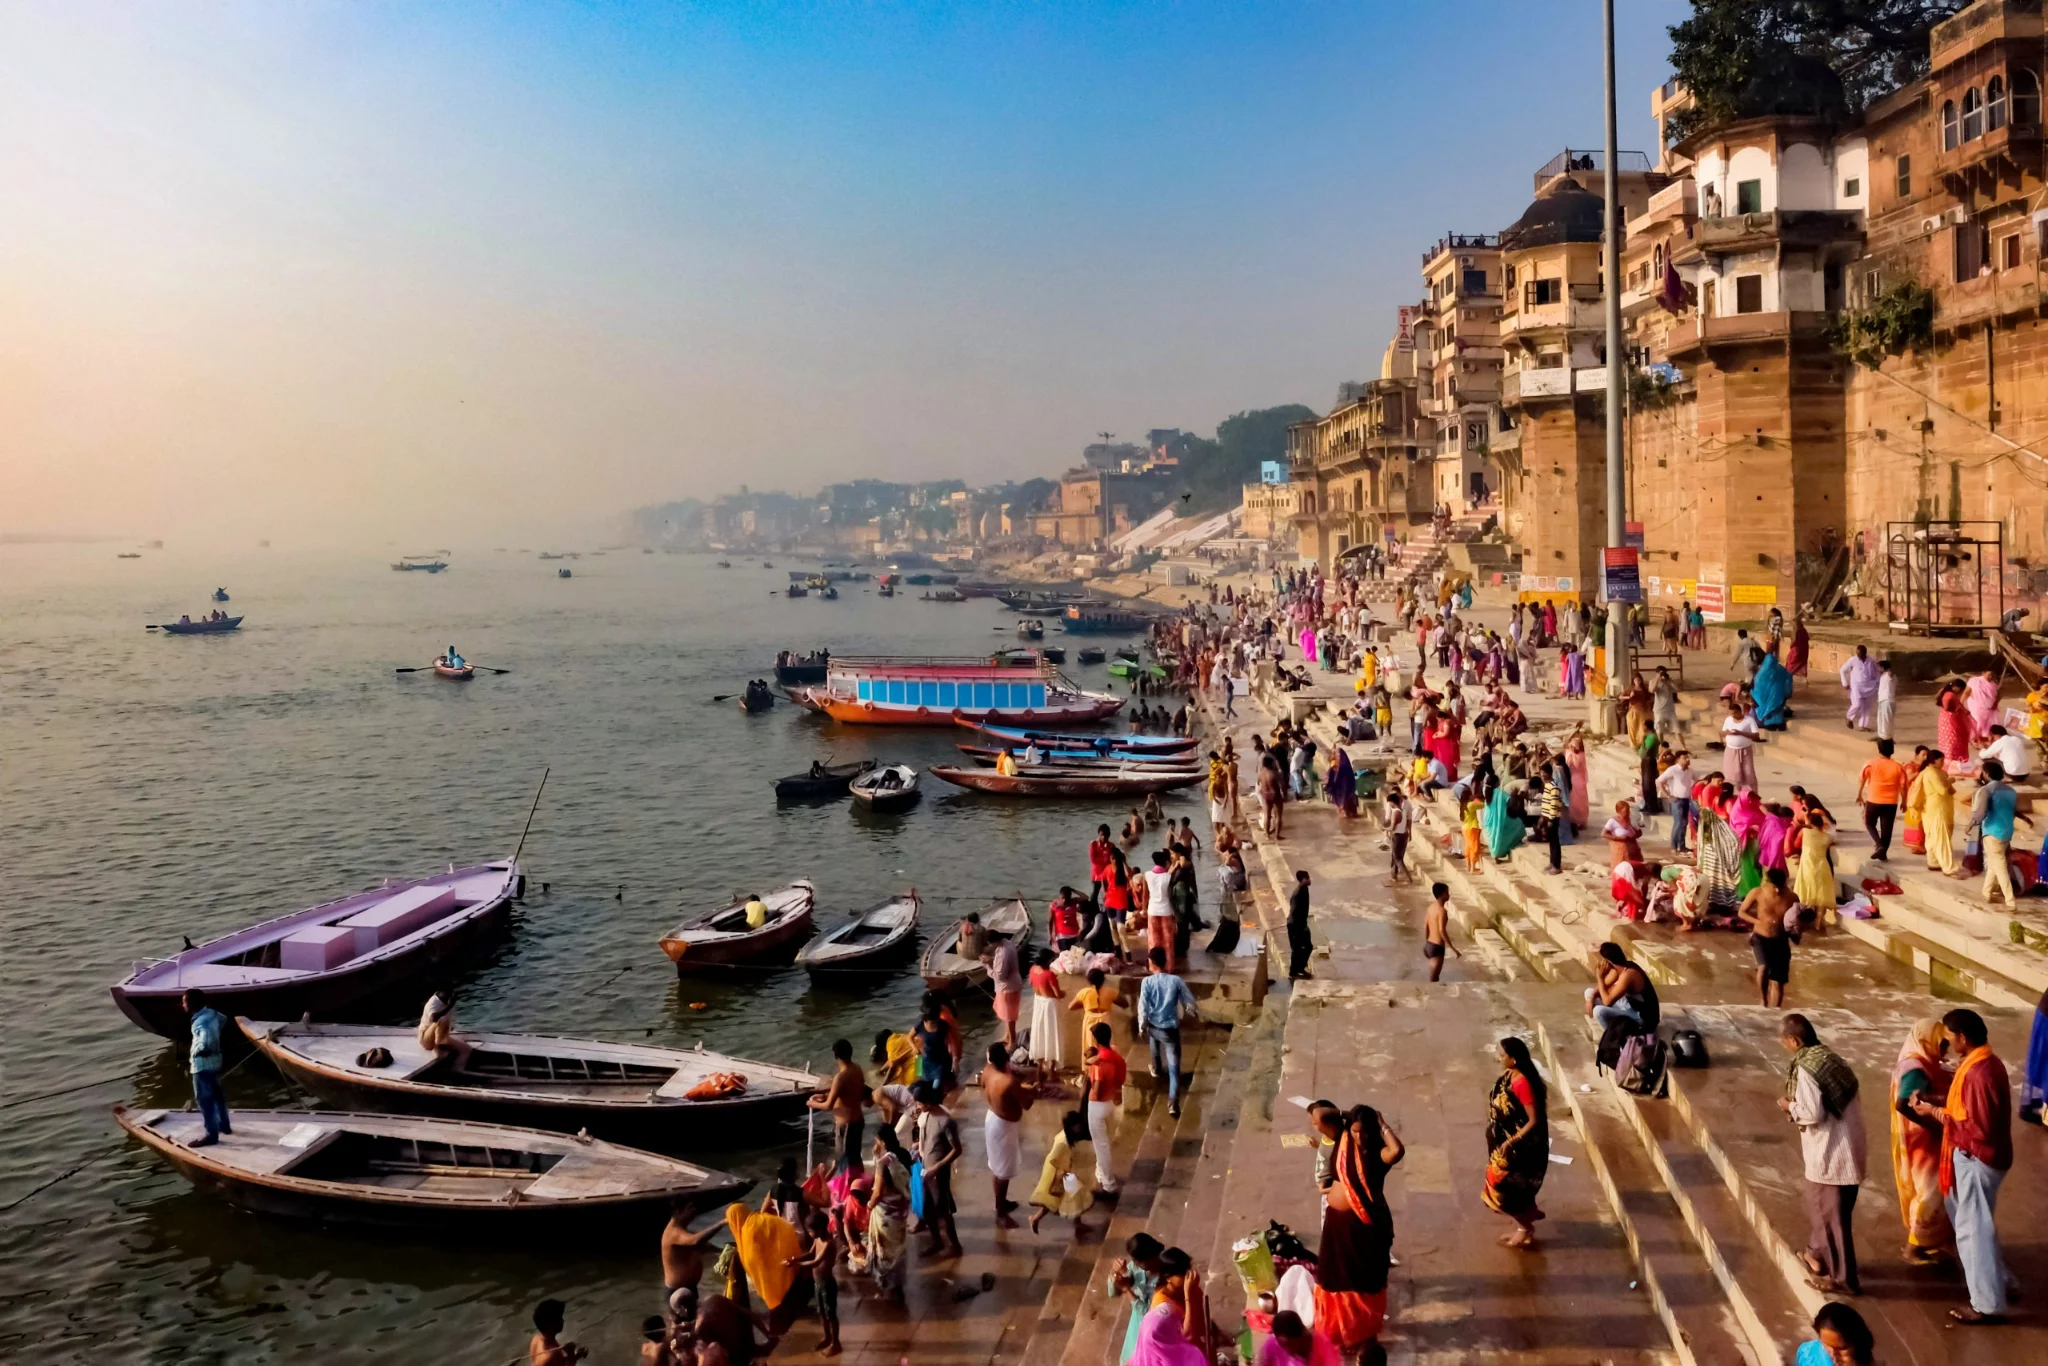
xmin=797 ymin=655 xmax=1122 ymax=727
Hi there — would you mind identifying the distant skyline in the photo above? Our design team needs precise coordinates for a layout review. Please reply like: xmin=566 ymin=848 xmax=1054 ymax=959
xmin=1 ymin=1 xmax=1684 ymax=548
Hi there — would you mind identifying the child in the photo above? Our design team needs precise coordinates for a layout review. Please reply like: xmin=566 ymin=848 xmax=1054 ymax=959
xmin=790 ymin=1209 xmax=841 ymax=1357
xmin=1462 ymin=795 xmax=1485 ymax=871
xmin=530 ymin=1299 xmax=589 ymax=1366
xmin=1423 ymin=882 xmax=1462 ymax=982
xmin=1028 ymin=1109 xmax=1097 ymax=1236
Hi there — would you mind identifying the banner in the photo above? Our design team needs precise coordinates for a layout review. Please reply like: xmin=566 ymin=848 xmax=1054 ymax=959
xmin=1697 ymin=582 xmax=1727 ymax=622
xmin=1601 ymin=547 xmax=1642 ymax=603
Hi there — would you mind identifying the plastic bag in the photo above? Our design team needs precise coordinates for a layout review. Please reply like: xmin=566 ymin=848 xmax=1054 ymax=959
xmin=1232 ymin=1231 xmax=1278 ymax=1294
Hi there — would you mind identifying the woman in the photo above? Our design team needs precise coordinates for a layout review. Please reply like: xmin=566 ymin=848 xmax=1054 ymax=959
xmin=1637 ymin=723 xmax=1664 ymax=817
xmin=1965 ymin=668 xmax=2001 ymax=746
xmin=1906 ymin=750 xmax=1962 ymax=876
xmin=1898 ymin=747 xmax=1928 ymax=856
xmin=1794 ymin=1303 xmax=1874 ymax=1366
xmin=1752 ymin=651 xmax=1793 ymax=730
xmin=725 ymin=1203 xmax=802 ymax=1330
xmin=1759 ymin=803 xmax=1793 ymax=876
xmin=1207 ymin=757 xmax=1231 ymax=836
xmin=1936 ymin=682 xmax=1972 ymax=768
xmin=1482 ymin=783 xmax=1524 ymax=861
xmin=1694 ymin=806 xmax=1745 ymax=924
xmin=1792 ymin=808 xmax=1838 ymax=914
xmin=1482 ymin=1037 xmax=1550 ymax=1250
xmin=1326 ymin=748 xmax=1358 ymax=819
xmin=2026 ymin=984 xmax=2048 ymax=1127
xmin=1720 ymin=698 xmax=1761 ymax=792
xmin=1028 ymin=1110 xmax=1097 ymax=1235
xmin=1623 ymin=672 xmax=1653 ymax=748
xmin=1110 ymin=1236 xmax=1166 ymax=1366
xmin=1315 ymin=1105 xmax=1403 ymax=1361
xmin=1890 ymin=1017 xmax=1954 ymax=1262
xmin=1128 ymin=1246 xmax=1209 ymax=1366
xmin=1027 ymin=950 xmax=1068 ymax=1073
xmin=1564 ymin=732 xmax=1591 ymax=831
xmin=1785 ymin=616 xmax=1811 ymax=679
xmin=1208 ymin=848 xmax=1245 ymax=954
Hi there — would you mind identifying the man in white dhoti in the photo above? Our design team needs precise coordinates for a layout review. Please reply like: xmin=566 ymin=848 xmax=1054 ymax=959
xmin=1839 ymin=645 xmax=1881 ymax=731
xmin=1874 ymin=660 xmax=1897 ymax=741
xmin=979 ymin=1042 xmax=1035 ymax=1228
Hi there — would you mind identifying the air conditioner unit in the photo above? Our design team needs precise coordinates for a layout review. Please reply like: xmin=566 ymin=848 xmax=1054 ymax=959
xmin=1921 ymin=215 xmax=1945 ymax=235
xmin=1460 ymin=256 xmax=1473 ymax=268
xmin=1948 ymin=206 xmax=1970 ymax=226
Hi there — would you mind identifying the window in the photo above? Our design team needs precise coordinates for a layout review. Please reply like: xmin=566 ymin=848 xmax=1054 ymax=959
xmin=1943 ymin=100 xmax=1959 ymax=149
xmin=2002 ymin=232 xmax=2021 ymax=270
xmin=1843 ymin=177 xmax=1860 ymax=198
xmin=1954 ymin=223 xmax=1988 ymax=281
xmin=1462 ymin=269 xmax=1487 ymax=294
xmin=2016 ymin=69 xmax=2041 ymax=125
xmin=1504 ymin=263 xmax=1517 ymax=290
xmin=1896 ymin=154 xmax=1912 ymax=197
xmin=1735 ymin=275 xmax=1764 ymax=313
xmin=1989 ymin=75 xmax=2007 ymax=131
xmin=1735 ymin=179 xmax=1763 ymax=214
xmin=1964 ymin=87 xmax=1984 ymax=141
xmin=1527 ymin=278 xmax=1561 ymax=306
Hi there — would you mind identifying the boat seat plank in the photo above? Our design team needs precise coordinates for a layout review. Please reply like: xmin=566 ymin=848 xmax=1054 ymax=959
xmin=167 ymin=964 xmax=303 ymax=987
xmin=148 ymin=1114 xmax=345 ymax=1174
xmin=291 ymin=1032 xmax=444 ymax=1080
xmin=521 ymin=1151 xmax=656 ymax=1201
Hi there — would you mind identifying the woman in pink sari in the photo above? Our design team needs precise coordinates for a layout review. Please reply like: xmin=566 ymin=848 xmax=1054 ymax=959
xmin=1963 ymin=669 xmax=2000 ymax=745
xmin=1935 ymin=683 xmax=1972 ymax=770
xmin=1565 ymin=733 xmax=1591 ymax=830
xmin=1128 ymin=1247 xmax=1210 ymax=1366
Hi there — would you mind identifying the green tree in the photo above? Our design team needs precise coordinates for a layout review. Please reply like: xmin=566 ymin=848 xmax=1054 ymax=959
xmin=1175 ymin=405 xmax=1316 ymax=513
xmin=1667 ymin=1 xmax=1960 ymax=142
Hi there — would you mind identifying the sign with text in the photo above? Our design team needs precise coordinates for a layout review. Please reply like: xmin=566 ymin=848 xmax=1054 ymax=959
xmin=1601 ymin=547 xmax=1642 ymax=603
xmin=1625 ymin=521 xmax=1645 ymax=550
xmin=1697 ymin=582 xmax=1727 ymax=622
xmin=1729 ymin=583 xmax=1778 ymax=606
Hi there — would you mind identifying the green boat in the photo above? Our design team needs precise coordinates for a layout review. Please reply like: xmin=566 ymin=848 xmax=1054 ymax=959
xmin=1107 ymin=658 xmax=1167 ymax=681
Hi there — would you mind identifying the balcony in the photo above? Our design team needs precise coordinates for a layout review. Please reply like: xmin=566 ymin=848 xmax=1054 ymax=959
xmin=1503 ymin=367 xmax=1572 ymax=402
xmin=1665 ymin=310 xmax=1831 ymax=356
xmin=1694 ymin=209 xmax=1863 ymax=255
xmin=1502 ymin=294 xmax=1607 ymax=337
xmin=1935 ymin=116 xmax=2047 ymax=187
xmin=1629 ymin=179 xmax=1696 ymax=237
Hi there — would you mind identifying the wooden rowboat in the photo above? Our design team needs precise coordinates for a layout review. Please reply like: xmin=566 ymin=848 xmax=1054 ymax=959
xmin=659 ymin=881 xmax=815 ymax=970
xmin=960 ymin=720 xmax=1196 ymax=753
xmin=113 ymin=1105 xmax=748 ymax=1231
xmin=772 ymin=758 xmax=875 ymax=800
xmin=238 ymin=1019 xmax=821 ymax=1147
xmin=928 ymin=764 xmax=1206 ymax=797
xmin=157 ymin=615 xmax=244 ymax=635
xmin=955 ymin=745 xmax=1200 ymax=770
xmin=919 ymin=897 xmax=1030 ymax=994
xmin=849 ymin=764 xmax=921 ymax=811
xmin=796 ymin=892 xmax=919 ymax=974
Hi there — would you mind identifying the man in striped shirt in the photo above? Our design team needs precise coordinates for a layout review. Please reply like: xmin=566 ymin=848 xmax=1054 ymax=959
xmin=1528 ymin=774 xmax=1564 ymax=874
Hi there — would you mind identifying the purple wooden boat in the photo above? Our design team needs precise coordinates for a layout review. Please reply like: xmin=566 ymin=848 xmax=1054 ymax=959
xmin=110 ymin=862 xmax=522 ymax=1039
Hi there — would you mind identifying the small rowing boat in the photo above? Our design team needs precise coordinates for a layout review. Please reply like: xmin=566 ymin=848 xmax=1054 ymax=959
xmin=659 ymin=882 xmax=815 ymax=970
xmin=156 ymin=615 xmax=243 ymax=635
xmin=739 ymin=680 xmax=776 ymax=713
xmin=392 ymin=555 xmax=448 ymax=573
xmin=433 ymin=657 xmax=475 ymax=680
xmin=928 ymin=764 xmax=1206 ymax=797
xmin=956 ymin=745 xmax=1201 ymax=769
xmin=849 ymin=764 xmax=920 ymax=811
xmin=113 ymin=1106 xmax=748 ymax=1230
xmin=960 ymin=720 xmax=1196 ymax=754
xmin=919 ymin=897 xmax=1030 ymax=994
xmin=796 ymin=893 xmax=919 ymax=974
xmin=1108 ymin=658 xmax=1167 ymax=681
xmin=239 ymin=1019 xmax=822 ymax=1146
xmin=1077 ymin=646 xmax=1106 ymax=664
xmin=773 ymin=758 xmax=875 ymax=800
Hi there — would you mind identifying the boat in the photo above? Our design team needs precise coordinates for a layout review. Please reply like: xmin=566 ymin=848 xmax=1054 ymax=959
xmin=773 ymin=649 xmax=831 ymax=687
xmin=238 ymin=1019 xmax=822 ymax=1146
xmin=849 ymin=764 xmax=921 ymax=811
xmin=716 ymin=560 xmax=732 ymax=568
xmin=1077 ymin=646 xmax=1106 ymax=664
xmin=961 ymin=720 xmax=1197 ymax=753
xmin=997 ymin=589 xmax=1091 ymax=613
xmin=212 ymin=588 xmax=230 ymax=602
xmin=955 ymin=745 xmax=1200 ymax=769
xmin=739 ymin=680 xmax=776 ymax=714
xmin=921 ymin=588 xmax=962 ymax=602
xmin=110 ymin=862 xmax=523 ymax=1039
xmin=763 ymin=560 xmax=773 ymax=568
xmin=773 ymin=758 xmax=876 ymax=800
xmin=117 ymin=552 xmax=141 ymax=559
xmin=558 ymin=568 xmax=572 ymax=578
xmin=1060 ymin=605 xmax=1152 ymax=634
xmin=1017 ymin=619 xmax=1045 ymax=640
xmin=659 ymin=882 xmax=816 ymax=970
xmin=904 ymin=573 xmax=933 ymax=586
xmin=878 ymin=583 xmax=895 ymax=598
xmin=112 ymin=1105 xmax=749 ymax=1231
xmin=1040 ymin=646 xmax=1066 ymax=664
xmin=818 ymin=584 xmax=839 ymax=600
xmin=795 ymin=655 xmax=1123 ymax=726
xmin=919 ymin=898 xmax=1030 ymax=995
xmin=786 ymin=584 xmax=808 ymax=598
xmin=1108 ymin=657 xmax=1168 ymax=681
xmin=538 ymin=552 xmax=564 ymax=560
xmin=156 ymin=615 xmax=244 ymax=635
xmin=392 ymin=555 xmax=448 ymax=573
xmin=877 ymin=573 xmax=901 ymax=588
xmin=433 ymin=657 xmax=475 ymax=680
xmin=796 ymin=893 xmax=920 ymax=974
xmin=927 ymin=764 xmax=1207 ymax=797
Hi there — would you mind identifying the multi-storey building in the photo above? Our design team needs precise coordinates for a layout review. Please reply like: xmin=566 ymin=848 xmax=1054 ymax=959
xmin=1286 ymin=339 xmax=1430 ymax=566
xmin=1416 ymin=233 xmax=1506 ymax=512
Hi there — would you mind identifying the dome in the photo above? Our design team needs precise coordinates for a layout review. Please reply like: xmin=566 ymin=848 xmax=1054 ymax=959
xmin=1500 ymin=175 xmax=1606 ymax=251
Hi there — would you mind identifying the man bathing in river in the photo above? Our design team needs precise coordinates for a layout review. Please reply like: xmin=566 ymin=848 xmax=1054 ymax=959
xmin=808 ymin=1037 xmax=867 ymax=1174
xmin=980 ymin=1041 xmax=1039 ymax=1228
xmin=661 ymin=1200 xmax=721 ymax=1309
xmin=1738 ymin=867 xmax=1799 ymax=1008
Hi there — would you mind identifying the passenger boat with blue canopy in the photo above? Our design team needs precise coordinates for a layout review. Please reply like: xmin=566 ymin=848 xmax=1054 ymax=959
xmin=796 ymin=655 xmax=1121 ymax=726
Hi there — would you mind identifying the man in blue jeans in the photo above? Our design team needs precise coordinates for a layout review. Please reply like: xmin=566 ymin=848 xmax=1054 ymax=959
xmin=1657 ymin=752 xmax=1696 ymax=854
xmin=1138 ymin=947 xmax=1200 ymax=1119
xmin=183 ymin=988 xmax=231 ymax=1145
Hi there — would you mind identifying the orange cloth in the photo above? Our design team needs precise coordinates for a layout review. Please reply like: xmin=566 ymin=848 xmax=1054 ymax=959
xmin=725 ymin=1203 xmax=802 ymax=1309
xmin=1861 ymin=757 xmax=1907 ymax=805
xmin=1939 ymin=1046 xmax=1991 ymax=1196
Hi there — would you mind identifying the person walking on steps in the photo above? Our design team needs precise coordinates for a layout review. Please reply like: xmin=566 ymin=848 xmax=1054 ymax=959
xmin=1287 ymin=869 xmax=1315 ymax=980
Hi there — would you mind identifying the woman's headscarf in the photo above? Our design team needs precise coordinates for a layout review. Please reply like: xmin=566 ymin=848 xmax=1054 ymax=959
xmin=1892 ymin=1017 xmax=1951 ymax=1094
xmin=1728 ymin=789 xmax=1765 ymax=844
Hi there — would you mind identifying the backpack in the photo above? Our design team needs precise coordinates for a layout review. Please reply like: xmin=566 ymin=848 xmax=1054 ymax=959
xmin=1613 ymin=1033 xmax=1668 ymax=1096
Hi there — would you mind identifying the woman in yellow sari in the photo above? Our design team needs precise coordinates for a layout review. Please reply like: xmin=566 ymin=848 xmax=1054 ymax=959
xmin=1906 ymin=750 xmax=1962 ymax=876
xmin=726 ymin=1202 xmax=803 ymax=1323
xmin=1890 ymin=1019 xmax=1954 ymax=1261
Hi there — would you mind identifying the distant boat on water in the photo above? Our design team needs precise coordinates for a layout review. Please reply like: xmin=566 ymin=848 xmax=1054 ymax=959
xmin=212 ymin=588 xmax=230 ymax=602
xmin=392 ymin=555 xmax=448 ymax=573
xmin=117 ymin=552 xmax=141 ymax=559
xmin=154 ymin=615 xmax=243 ymax=635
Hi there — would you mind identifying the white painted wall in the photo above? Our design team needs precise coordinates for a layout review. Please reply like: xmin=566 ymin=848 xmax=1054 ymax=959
xmin=1726 ymin=145 xmax=1777 ymax=211
xmin=1779 ymin=142 xmax=1830 ymax=209
xmin=1833 ymin=137 xmax=1869 ymax=210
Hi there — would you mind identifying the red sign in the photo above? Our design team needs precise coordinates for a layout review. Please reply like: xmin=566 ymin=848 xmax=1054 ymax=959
xmin=1696 ymin=582 xmax=1727 ymax=622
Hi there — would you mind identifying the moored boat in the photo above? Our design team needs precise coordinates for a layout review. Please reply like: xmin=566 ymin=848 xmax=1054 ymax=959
xmin=113 ymin=1105 xmax=748 ymax=1230
xmin=1039 ymin=646 xmax=1066 ymax=664
xmin=801 ymin=655 xmax=1122 ymax=726
xmin=796 ymin=893 xmax=919 ymax=974
xmin=774 ymin=649 xmax=831 ymax=686
xmin=961 ymin=720 xmax=1197 ymax=753
xmin=659 ymin=882 xmax=815 ymax=970
xmin=1060 ymin=604 xmax=1152 ymax=634
xmin=955 ymin=745 xmax=1201 ymax=769
xmin=1108 ymin=657 xmax=1168 ymax=681
xmin=919 ymin=898 xmax=1030 ymax=994
xmin=238 ymin=1019 xmax=822 ymax=1146
xmin=1077 ymin=646 xmax=1106 ymax=664
xmin=928 ymin=764 xmax=1206 ymax=797
xmin=110 ymin=863 xmax=523 ymax=1039
xmin=772 ymin=758 xmax=875 ymax=800
xmin=849 ymin=764 xmax=920 ymax=811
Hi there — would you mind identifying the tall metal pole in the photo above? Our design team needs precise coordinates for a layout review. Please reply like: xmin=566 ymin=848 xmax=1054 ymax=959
xmin=1602 ymin=0 xmax=1631 ymax=698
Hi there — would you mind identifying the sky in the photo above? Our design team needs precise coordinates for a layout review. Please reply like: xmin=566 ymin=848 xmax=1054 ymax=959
xmin=0 ymin=0 xmax=1686 ymax=548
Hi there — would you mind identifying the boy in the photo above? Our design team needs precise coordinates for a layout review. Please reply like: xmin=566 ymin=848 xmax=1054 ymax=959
xmin=1423 ymin=882 xmax=1462 ymax=982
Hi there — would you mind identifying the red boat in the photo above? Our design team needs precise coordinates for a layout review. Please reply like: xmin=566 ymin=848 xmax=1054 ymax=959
xmin=927 ymin=764 xmax=1205 ymax=798
xmin=433 ymin=658 xmax=475 ymax=680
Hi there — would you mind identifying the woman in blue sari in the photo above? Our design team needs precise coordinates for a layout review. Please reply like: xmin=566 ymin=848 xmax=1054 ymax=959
xmin=1482 ymin=785 xmax=1524 ymax=860
xmin=1752 ymin=652 xmax=1793 ymax=730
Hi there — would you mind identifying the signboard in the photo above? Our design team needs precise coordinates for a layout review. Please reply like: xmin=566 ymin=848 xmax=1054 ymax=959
xmin=1697 ymin=582 xmax=1727 ymax=622
xmin=1729 ymin=583 xmax=1778 ymax=606
xmin=1601 ymin=546 xmax=1642 ymax=603
xmin=1396 ymin=305 xmax=1416 ymax=349
xmin=1625 ymin=521 xmax=1645 ymax=550
xmin=1556 ymin=577 xmax=1574 ymax=592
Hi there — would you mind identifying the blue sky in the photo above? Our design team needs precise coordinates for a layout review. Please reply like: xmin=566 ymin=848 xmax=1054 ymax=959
xmin=0 ymin=1 xmax=1686 ymax=543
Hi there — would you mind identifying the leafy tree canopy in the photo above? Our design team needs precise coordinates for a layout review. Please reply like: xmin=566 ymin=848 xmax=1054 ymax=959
xmin=1667 ymin=1 xmax=1960 ymax=142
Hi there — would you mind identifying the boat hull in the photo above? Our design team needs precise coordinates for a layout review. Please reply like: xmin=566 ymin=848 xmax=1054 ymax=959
xmin=159 ymin=616 xmax=244 ymax=635
xmin=433 ymin=664 xmax=475 ymax=680
xmin=659 ymin=886 xmax=817 ymax=970
xmin=772 ymin=760 xmax=874 ymax=800
xmin=928 ymin=765 xmax=1206 ymax=797
xmin=814 ymin=696 xmax=1123 ymax=726
xmin=962 ymin=721 xmax=1196 ymax=753
xmin=773 ymin=664 xmax=830 ymax=686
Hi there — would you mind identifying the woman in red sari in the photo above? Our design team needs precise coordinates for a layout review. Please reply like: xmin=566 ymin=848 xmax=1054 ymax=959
xmin=1315 ymin=1105 xmax=1405 ymax=1360
xmin=1785 ymin=617 xmax=1810 ymax=679
xmin=1936 ymin=683 xmax=1972 ymax=773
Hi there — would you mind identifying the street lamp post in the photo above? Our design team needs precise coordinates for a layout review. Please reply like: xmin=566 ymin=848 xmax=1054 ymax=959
xmin=1602 ymin=0 xmax=1632 ymax=704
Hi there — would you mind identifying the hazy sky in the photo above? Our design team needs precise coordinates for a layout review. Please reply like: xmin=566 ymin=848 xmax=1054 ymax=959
xmin=0 ymin=1 xmax=1682 ymax=547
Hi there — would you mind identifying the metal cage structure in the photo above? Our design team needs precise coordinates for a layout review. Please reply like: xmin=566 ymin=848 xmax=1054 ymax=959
xmin=1882 ymin=521 xmax=2006 ymax=635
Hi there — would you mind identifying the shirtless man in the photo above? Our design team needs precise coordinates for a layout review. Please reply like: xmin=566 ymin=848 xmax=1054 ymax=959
xmin=1423 ymin=882 xmax=1462 ymax=983
xmin=661 ymin=1201 xmax=720 ymax=1311
xmin=530 ymin=1298 xmax=589 ymax=1366
xmin=807 ymin=1037 xmax=867 ymax=1174
xmin=1737 ymin=866 xmax=1799 ymax=1008
xmin=979 ymin=1042 xmax=1038 ymax=1228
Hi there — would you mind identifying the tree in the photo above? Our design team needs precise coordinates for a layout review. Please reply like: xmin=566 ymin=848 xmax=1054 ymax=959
xmin=1667 ymin=1 xmax=1961 ymax=143
xmin=1172 ymin=404 xmax=1316 ymax=513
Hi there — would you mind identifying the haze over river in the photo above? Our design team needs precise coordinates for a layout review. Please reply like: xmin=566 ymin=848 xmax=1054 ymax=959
xmin=1 ymin=545 xmax=1185 ymax=1363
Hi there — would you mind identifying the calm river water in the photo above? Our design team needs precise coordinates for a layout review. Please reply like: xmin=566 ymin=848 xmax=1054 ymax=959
xmin=0 ymin=544 xmax=1186 ymax=1364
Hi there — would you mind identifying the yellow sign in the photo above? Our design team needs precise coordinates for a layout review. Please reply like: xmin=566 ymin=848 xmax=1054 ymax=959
xmin=1729 ymin=584 xmax=1778 ymax=606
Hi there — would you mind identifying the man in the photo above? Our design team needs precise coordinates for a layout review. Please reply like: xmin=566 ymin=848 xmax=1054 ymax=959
xmin=956 ymin=911 xmax=988 ymax=961
xmin=807 ymin=1037 xmax=868 ymax=1174
xmin=1776 ymin=1014 xmax=1866 ymax=1296
xmin=1048 ymin=886 xmax=1085 ymax=951
xmin=1138 ymin=947 xmax=1200 ymax=1119
xmin=530 ymin=1298 xmax=590 ymax=1365
xmin=1082 ymin=1021 xmax=1127 ymax=1195
xmin=660 ymin=1200 xmax=721 ymax=1310
xmin=1286 ymin=869 xmax=1314 ymax=981
xmin=911 ymin=1081 xmax=965 ymax=1256
xmin=183 ymin=988 xmax=230 ymax=1146
xmin=1855 ymin=738 xmax=1907 ymax=863
xmin=1874 ymin=660 xmax=1898 ymax=741
xmin=1981 ymin=723 xmax=2032 ymax=782
xmin=1838 ymin=644 xmax=1880 ymax=731
xmin=1730 ymin=629 xmax=1764 ymax=687
xmin=1307 ymin=1099 xmax=1344 ymax=1194
xmin=987 ymin=933 xmax=1025 ymax=1050
xmin=1384 ymin=783 xmax=1414 ymax=885
xmin=1423 ymin=881 xmax=1462 ymax=982
xmin=1088 ymin=825 xmax=1115 ymax=904
xmin=743 ymin=893 xmax=768 ymax=930
xmin=1908 ymin=1008 xmax=2015 ymax=1324
xmin=1658 ymin=751 xmax=1696 ymax=855
xmin=1738 ymin=867 xmax=1799 ymax=1008
xmin=979 ymin=1042 xmax=1037 ymax=1229
xmin=1529 ymin=774 xmax=1564 ymax=875
xmin=1221 ymin=671 xmax=1236 ymax=717
xmin=1966 ymin=759 xmax=2033 ymax=906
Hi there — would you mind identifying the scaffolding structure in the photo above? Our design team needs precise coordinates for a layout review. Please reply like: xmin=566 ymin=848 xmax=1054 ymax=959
xmin=1883 ymin=520 xmax=2006 ymax=635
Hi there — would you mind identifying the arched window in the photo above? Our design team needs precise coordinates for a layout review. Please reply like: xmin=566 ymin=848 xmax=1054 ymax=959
xmin=1988 ymin=75 xmax=2007 ymax=131
xmin=2015 ymin=69 xmax=2041 ymax=126
xmin=1943 ymin=99 xmax=1959 ymax=149
xmin=1963 ymin=86 xmax=1984 ymax=141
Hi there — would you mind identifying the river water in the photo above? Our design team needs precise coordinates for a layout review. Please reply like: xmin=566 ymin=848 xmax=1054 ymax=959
xmin=0 ymin=544 xmax=1188 ymax=1364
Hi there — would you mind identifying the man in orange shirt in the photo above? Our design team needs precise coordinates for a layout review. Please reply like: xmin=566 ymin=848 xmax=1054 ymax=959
xmin=1855 ymin=738 xmax=1908 ymax=862
xmin=1082 ymin=1021 xmax=1127 ymax=1196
